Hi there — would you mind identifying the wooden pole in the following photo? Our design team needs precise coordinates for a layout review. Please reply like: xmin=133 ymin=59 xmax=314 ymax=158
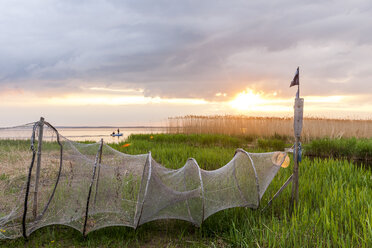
xmin=291 ymin=136 xmax=300 ymax=209
xmin=33 ymin=117 xmax=44 ymax=219
xmin=290 ymin=98 xmax=303 ymax=213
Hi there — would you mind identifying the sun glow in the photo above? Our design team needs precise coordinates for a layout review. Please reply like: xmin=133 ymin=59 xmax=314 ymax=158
xmin=229 ymin=90 xmax=264 ymax=111
xmin=1 ymin=86 xmax=371 ymax=120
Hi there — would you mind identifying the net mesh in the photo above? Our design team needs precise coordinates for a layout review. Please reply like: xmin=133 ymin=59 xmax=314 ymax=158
xmin=0 ymin=121 xmax=287 ymax=239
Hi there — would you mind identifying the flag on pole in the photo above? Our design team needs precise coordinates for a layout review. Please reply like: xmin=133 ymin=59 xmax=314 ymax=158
xmin=290 ymin=67 xmax=299 ymax=87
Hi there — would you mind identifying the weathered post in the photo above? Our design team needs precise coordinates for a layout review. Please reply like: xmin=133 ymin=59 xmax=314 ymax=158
xmin=33 ymin=117 xmax=44 ymax=219
xmin=291 ymin=99 xmax=303 ymax=208
xmin=289 ymin=67 xmax=304 ymax=214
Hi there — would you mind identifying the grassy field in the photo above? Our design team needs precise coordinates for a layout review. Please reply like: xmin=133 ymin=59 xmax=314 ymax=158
xmin=304 ymin=137 xmax=372 ymax=161
xmin=0 ymin=134 xmax=371 ymax=247
xmin=168 ymin=115 xmax=372 ymax=141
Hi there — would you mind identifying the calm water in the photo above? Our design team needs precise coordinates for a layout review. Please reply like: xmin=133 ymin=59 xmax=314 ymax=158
xmin=0 ymin=126 xmax=167 ymax=143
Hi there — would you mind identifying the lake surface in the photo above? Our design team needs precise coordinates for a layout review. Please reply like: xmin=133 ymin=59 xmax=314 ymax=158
xmin=0 ymin=126 xmax=167 ymax=143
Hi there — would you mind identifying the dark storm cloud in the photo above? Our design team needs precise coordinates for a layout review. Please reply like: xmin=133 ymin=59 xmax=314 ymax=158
xmin=0 ymin=0 xmax=371 ymax=100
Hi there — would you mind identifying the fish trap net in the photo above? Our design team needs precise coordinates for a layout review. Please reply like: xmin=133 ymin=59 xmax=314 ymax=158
xmin=0 ymin=120 xmax=288 ymax=239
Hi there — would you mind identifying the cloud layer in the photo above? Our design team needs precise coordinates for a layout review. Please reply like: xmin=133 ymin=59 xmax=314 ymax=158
xmin=0 ymin=0 xmax=371 ymax=101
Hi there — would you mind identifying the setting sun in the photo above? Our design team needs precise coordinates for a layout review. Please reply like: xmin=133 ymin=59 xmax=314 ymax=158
xmin=229 ymin=90 xmax=264 ymax=111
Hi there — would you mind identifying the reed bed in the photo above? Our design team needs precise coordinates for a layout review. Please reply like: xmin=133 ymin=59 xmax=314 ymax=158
xmin=168 ymin=115 xmax=372 ymax=141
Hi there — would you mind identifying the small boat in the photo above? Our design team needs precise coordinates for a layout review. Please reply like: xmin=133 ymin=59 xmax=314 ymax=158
xmin=110 ymin=133 xmax=123 ymax=137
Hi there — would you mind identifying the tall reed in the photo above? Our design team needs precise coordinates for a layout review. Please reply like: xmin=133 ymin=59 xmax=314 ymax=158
xmin=168 ymin=115 xmax=372 ymax=141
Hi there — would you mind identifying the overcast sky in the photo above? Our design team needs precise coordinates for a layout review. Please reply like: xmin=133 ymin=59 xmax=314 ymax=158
xmin=0 ymin=0 xmax=371 ymax=126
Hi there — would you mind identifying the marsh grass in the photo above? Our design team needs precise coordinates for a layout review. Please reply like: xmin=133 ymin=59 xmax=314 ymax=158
xmin=304 ymin=137 xmax=372 ymax=161
xmin=168 ymin=115 xmax=372 ymax=141
xmin=1 ymin=134 xmax=371 ymax=247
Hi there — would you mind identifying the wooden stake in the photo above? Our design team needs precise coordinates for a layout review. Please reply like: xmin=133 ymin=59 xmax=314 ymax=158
xmin=290 ymin=98 xmax=303 ymax=214
xmin=290 ymin=137 xmax=299 ymax=213
xmin=33 ymin=117 xmax=44 ymax=219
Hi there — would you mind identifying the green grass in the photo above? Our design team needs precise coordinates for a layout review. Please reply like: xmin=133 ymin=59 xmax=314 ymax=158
xmin=256 ymin=138 xmax=289 ymax=151
xmin=0 ymin=174 xmax=9 ymax=181
xmin=304 ymin=137 xmax=372 ymax=161
xmin=1 ymin=134 xmax=371 ymax=247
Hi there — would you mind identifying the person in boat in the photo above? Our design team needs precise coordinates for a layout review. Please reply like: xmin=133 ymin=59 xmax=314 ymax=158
xmin=117 ymin=128 xmax=120 ymax=134
xmin=112 ymin=131 xmax=115 ymax=136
